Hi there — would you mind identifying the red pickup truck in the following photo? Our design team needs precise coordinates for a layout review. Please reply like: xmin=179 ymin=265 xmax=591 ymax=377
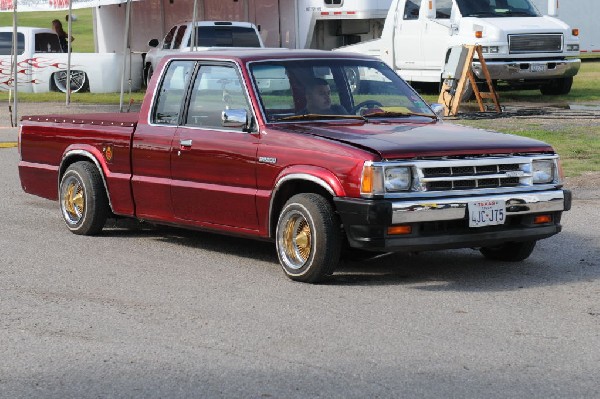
xmin=18 ymin=49 xmax=571 ymax=283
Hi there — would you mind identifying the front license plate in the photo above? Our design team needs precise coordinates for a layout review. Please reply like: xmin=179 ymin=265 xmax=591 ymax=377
xmin=530 ymin=64 xmax=546 ymax=73
xmin=468 ymin=200 xmax=506 ymax=227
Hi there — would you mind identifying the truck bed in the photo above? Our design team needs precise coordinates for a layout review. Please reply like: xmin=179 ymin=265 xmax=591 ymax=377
xmin=19 ymin=112 xmax=140 ymax=216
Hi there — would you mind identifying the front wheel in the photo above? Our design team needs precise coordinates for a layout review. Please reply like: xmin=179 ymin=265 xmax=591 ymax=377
xmin=59 ymin=161 xmax=109 ymax=235
xmin=480 ymin=241 xmax=537 ymax=262
xmin=276 ymin=193 xmax=341 ymax=283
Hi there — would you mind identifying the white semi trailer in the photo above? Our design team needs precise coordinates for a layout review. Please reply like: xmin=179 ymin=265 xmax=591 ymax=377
xmin=93 ymin=0 xmax=393 ymax=52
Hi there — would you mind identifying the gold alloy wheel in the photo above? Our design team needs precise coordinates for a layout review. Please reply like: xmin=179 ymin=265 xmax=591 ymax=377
xmin=281 ymin=211 xmax=312 ymax=270
xmin=62 ymin=177 xmax=85 ymax=224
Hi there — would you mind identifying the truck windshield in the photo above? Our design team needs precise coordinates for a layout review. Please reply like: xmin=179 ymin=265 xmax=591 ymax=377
xmin=250 ymin=59 xmax=435 ymax=123
xmin=456 ymin=0 xmax=540 ymax=18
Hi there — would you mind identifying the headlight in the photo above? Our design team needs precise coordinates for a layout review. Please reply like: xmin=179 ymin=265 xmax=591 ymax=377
xmin=567 ymin=44 xmax=579 ymax=52
xmin=532 ymin=160 xmax=555 ymax=184
xmin=384 ymin=167 xmax=412 ymax=192
xmin=361 ymin=163 xmax=412 ymax=196
xmin=481 ymin=46 xmax=499 ymax=54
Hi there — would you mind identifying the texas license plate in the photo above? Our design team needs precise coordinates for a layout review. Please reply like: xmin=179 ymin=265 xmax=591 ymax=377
xmin=468 ymin=200 xmax=506 ymax=227
xmin=531 ymin=64 xmax=546 ymax=73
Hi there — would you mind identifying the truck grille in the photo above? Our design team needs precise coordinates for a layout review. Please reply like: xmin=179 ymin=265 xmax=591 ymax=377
xmin=509 ymin=34 xmax=563 ymax=54
xmin=422 ymin=163 xmax=522 ymax=191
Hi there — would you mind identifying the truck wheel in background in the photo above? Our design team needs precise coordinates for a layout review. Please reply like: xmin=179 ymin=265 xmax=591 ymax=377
xmin=276 ymin=193 xmax=341 ymax=283
xmin=540 ymin=77 xmax=573 ymax=95
xmin=52 ymin=70 xmax=89 ymax=93
xmin=59 ymin=161 xmax=109 ymax=235
xmin=479 ymin=241 xmax=537 ymax=262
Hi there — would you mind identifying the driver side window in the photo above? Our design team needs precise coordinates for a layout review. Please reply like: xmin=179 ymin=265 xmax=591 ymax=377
xmin=186 ymin=64 xmax=250 ymax=128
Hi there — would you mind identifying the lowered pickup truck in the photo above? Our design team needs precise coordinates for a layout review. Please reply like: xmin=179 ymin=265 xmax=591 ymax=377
xmin=18 ymin=49 xmax=570 ymax=283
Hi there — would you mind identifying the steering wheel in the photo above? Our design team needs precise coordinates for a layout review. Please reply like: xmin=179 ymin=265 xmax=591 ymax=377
xmin=352 ymin=100 xmax=383 ymax=115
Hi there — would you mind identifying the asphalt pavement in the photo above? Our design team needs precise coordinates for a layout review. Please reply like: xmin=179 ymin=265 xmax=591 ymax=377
xmin=1 ymin=140 xmax=600 ymax=397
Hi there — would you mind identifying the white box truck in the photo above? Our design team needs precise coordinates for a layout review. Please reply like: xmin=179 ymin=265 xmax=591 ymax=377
xmin=338 ymin=0 xmax=581 ymax=95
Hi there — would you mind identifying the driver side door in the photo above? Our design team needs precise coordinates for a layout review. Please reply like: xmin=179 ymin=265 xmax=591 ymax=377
xmin=170 ymin=63 xmax=260 ymax=230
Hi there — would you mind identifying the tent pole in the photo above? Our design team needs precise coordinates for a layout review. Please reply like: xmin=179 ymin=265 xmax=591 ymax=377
xmin=66 ymin=0 xmax=73 ymax=106
xmin=119 ymin=0 xmax=132 ymax=112
xmin=192 ymin=0 xmax=198 ymax=51
xmin=11 ymin=0 xmax=18 ymax=127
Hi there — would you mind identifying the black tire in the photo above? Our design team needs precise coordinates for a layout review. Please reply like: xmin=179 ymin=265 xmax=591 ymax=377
xmin=480 ymin=241 xmax=537 ymax=262
xmin=52 ymin=70 xmax=89 ymax=93
xmin=276 ymin=193 xmax=341 ymax=283
xmin=59 ymin=161 xmax=109 ymax=235
xmin=540 ymin=77 xmax=573 ymax=95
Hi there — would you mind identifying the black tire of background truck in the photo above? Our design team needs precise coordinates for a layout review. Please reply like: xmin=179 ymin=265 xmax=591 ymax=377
xmin=59 ymin=161 xmax=109 ymax=235
xmin=480 ymin=240 xmax=537 ymax=262
xmin=540 ymin=77 xmax=573 ymax=95
xmin=276 ymin=193 xmax=341 ymax=283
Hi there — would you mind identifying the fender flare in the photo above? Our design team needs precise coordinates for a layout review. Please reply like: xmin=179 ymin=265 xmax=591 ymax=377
xmin=268 ymin=166 xmax=346 ymax=237
xmin=59 ymin=146 xmax=114 ymax=212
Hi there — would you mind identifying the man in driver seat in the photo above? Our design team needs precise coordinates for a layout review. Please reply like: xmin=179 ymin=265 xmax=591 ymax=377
xmin=300 ymin=78 xmax=348 ymax=115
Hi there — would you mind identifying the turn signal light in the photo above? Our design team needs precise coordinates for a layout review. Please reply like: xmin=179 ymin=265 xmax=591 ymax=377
xmin=534 ymin=215 xmax=552 ymax=224
xmin=475 ymin=31 xmax=483 ymax=39
xmin=572 ymin=28 xmax=579 ymax=36
xmin=387 ymin=225 xmax=412 ymax=235
xmin=361 ymin=164 xmax=373 ymax=193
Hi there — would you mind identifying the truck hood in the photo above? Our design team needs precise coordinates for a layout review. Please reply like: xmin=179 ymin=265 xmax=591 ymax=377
xmin=279 ymin=120 xmax=553 ymax=159
xmin=462 ymin=16 xmax=570 ymax=37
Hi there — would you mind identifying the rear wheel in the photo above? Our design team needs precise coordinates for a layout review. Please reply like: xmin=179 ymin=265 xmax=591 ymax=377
xmin=540 ymin=77 xmax=573 ymax=95
xmin=480 ymin=241 xmax=537 ymax=262
xmin=59 ymin=161 xmax=109 ymax=235
xmin=276 ymin=193 xmax=341 ymax=283
xmin=53 ymin=70 xmax=88 ymax=93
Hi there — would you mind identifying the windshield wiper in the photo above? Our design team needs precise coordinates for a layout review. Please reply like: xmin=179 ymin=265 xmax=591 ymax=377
xmin=361 ymin=111 xmax=436 ymax=119
xmin=502 ymin=11 xmax=536 ymax=16
xmin=465 ymin=12 xmax=498 ymax=17
xmin=277 ymin=113 xmax=365 ymax=121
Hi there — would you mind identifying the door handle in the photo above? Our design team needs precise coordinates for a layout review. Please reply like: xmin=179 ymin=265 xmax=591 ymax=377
xmin=180 ymin=139 xmax=193 ymax=148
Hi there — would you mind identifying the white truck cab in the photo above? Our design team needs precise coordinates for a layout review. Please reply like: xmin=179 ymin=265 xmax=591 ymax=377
xmin=144 ymin=21 xmax=264 ymax=85
xmin=339 ymin=0 xmax=581 ymax=95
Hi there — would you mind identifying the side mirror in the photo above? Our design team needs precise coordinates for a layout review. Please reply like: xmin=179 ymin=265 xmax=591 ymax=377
xmin=429 ymin=103 xmax=445 ymax=119
xmin=148 ymin=38 xmax=159 ymax=48
xmin=425 ymin=0 xmax=436 ymax=19
xmin=222 ymin=109 xmax=249 ymax=129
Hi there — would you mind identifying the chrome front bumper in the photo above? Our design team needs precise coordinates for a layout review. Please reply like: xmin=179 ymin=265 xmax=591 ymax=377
xmin=392 ymin=190 xmax=567 ymax=224
xmin=472 ymin=58 xmax=580 ymax=80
